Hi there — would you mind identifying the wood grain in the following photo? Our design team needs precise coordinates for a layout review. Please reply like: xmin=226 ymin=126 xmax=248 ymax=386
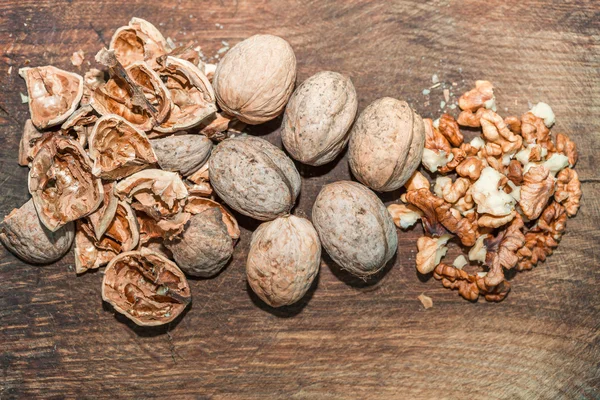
xmin=1 ymin=1 xmax=599 ymax=398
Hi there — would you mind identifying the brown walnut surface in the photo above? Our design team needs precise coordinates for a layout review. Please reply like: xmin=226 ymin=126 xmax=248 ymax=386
xmin=0 ymin=1 xmax=598 ymax=399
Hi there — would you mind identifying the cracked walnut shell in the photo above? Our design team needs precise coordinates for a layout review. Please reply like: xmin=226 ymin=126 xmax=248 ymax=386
xmin=349 ymin=97 xmax=425 ymax=192
xmin=214 ymin=34 xmax=296 ymax=125
xmin=247 ymin=215 xmax=321 ymax=308
xmin=109 ymin=17 xmax=169 ymax=68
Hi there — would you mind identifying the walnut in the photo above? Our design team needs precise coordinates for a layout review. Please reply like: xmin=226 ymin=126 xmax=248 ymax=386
xmin=479 ymin=109 xmax=522 ymax=154
xmin=209 ymin=136 xmax=301 ymax=221
xmin=387 ymin=203 xmax=423 ymax=229
xmin=529 ymin=102 xmax=556 ymax=127
xmin=555 ymin=168 xmax=581 ymax=217
xmin=312 ymin=181 xmax=397 ymax=278
xmin=109 ymin=17 xmax=169 ymax=68
xmin=88 ymin=114 xmax=158 ymax=180
xmin=281 ymin=71 xmax=358 ymax=166
xmin=433 ymin=263 xmax=510 ymax=302
xmin=213 ymin=34 xmax=296 ymax=124
xmin=416 ymin=234 xmax=451 ymax=274
xmin=485 ymin=213 xmax=525 ymax=272
xmin=28 ymin=135 xmax=103 ymax=231
xmin=554 ymin=133 xmax=578 ymax=167
xmin=519 ymin=165 xmax=555 ymax=220
xmin=521 ymin=112 xmax=553 ymax=149
xmin=61 ymin=105 xmax=98 ymax=148
xmin=471 ymin=167 xmax=515 ymax=216
xmin=456 ymin=108 xmax=486 ymax=127
xmin=19 ymin=66 xmax=84 ymax=129
xmin=455 ymin=156 xmax=486 ymax=181
xmin=504 ymin=116 xmax=521 ymax=134
xmin=154 ymin=56 xmax=217 ymax=133
xmin=349 ymin=97 xmax=425 ymax=191
xmin=404 ymin=170 xmax=430 ymax=191
xmin=87 ymin=182 xmax=119 ymax=240
xmin=438 ymin=147 xmax=466 ymax=174
xmin=0 ymin=199 xmax=74 ymax=264
xmin=477 ymin=211 xmax=515 ymax=228
xmin=458 ymin=80 xmax=495 ymax=112
xmin=438 ymin=114 xmax=463 ymax=147
xmin=184 ymin=196 xmax=240 ymax=241
xmin=247 ymin=215 xmax=321 ymax=307
xmin=421 ymin=117 xmax=453 ymax=173
xmin=506 ymin=159 xmax=523 ymax=185
xmin=434 ymin=176 xmax=470 ymax=204
xmin=150 ymin=134 xmax=212 ymax=176
xmin=18 ymin=119 xmax=43 ymax=166
xmin=102 ymin=249 xmax=191 ymax=326
xmin=452 ymin=187 xmax=475 ymax=215
xmin=468 ymin=234 xmax=488 ymax=263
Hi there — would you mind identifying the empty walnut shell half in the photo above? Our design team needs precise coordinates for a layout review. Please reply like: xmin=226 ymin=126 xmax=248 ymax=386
xmin=150 ymin=134 xmax=212 ymax=176
xmin=281 ymin=71 xmax=358 ymax=166
xmin=115 ymin=169 xmax=188 ymax=220
xmin=102 ymin=249 xmax=191 ymax=326
xmin=312 ymin=181 xmax=398 ymax=278
xmin=109 ymin=17 xmax=169 ymax=68
xmin=213 ymin=34 xmax=296 ymax=124
xmin=28 ymin=135 xmax=103 ymax=231
xmin=91 ymin=61 xmax=171 ymax=132
xmin=19 ymin=66 xmax=84 ymax=130
xmin=349 ymin=97 xmax=425 ymax=192
xmin=88 ymin=114 xmax=157 ymax=180
xmin=165 ymin=207 xmax=234 ymax=278
xmin=209 ymin=135 xmax=301 ymax=221
xmin=154 ymin=56 xmax=217 ymax=133
xmin=247 ymin=215 xmax=321 ymax=308
xmin=0 ymin=199 xmax=74 ymax=264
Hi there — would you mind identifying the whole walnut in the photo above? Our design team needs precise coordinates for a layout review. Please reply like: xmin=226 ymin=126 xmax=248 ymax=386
xmin=150 ymin=134 xmax=212 ymax=176
xmin=165 ymin=207 xmax=234 ymax=278
xmin=213 ymin=34 xmax=296 ymax=124
xmin=312 ymin=181 xmax=398 ymax=278
xmin=247 ymin=215 xmax=321 ymax=307
xmin=348 ymin=97 xmax=425 ymax=192
xmin=0 ymin=199 xmax=74 ymax=264
xmin=209 ymin=136 xmax=301 ymax=221
xmin=281 ymin=71 xmax=358 ymax=166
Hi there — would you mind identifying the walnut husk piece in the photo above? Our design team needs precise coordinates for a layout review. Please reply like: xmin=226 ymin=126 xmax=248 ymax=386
xmin=109 ymin=17 xmax=169 ymax=68
xmin=88 ymin=114 xmax=157 ymax=180
xmin=281 ymin=71 xmax=358 ymax=166
xmin=312 ymin=181 xmax=398 ymax=278
xmin=213 ymin=34 xmax=296 ymax=124
xmin=247 ymin=215 xmax=321 ymax=307
xmin=19 ymin=66 xmax=84 ymax=129
xmin=102 ymin=249 xmax=191 ymax=326
xmin=349 ymin=97 xmax=425 ymax=192
xmin=0 ymin=199 xmax=74 ymax=264
xmin=28 ymin=135 xmax=103 ymax=231
xmin=154 ymin=56 xmax=217 ymax=133
xmin=209 ymin=136 xmax=301 ymax=221
xmin=150 ymin=134 xmax=212 ymax=176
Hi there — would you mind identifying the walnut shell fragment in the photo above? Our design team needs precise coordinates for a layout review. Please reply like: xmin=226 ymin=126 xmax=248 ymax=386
xmin=87 ymin=182 xmax=119 ymax=240
xmin=312 ymin=181 xmax=397 ymax=278
xmin=109 ymin=17 xmax=169 ymax=68
xmin=19 ymin=119 xmax=43 ymax=166
xmin=185 ymin=196 xmax=240 ymax=241
xmin=0 ymin=199 xmax=74 ymax=264
xmin=247 ymin=215 xmax=321 ymax=307
xmin=150 ymin=134 xmax=212 ymax=176
xmin=213 ymin=34 xmax=296 ymax=124
xmin=88 ymin=114 xmax=157 ymax=180
xmin=19 ymin=66 xmax=84 ymax=129
xmin=60 ymin=104 xmax=98 ymax=148
xmin=209 ymin=136 xmax=301 ymax=221
xmin=155 ymin=56 xmax=217 ymax=133
xmin=28 ymin=135 xmax=103 ymax=231
xmin=281 ymin=71 xmax=358 ymax=166
xmin=349 ymin=97 xmax=425 ymax=192
xmin=102 ymin=249 xmax=191 ymax=326
xmin=165 ymin=207 xmax=234 ymax=278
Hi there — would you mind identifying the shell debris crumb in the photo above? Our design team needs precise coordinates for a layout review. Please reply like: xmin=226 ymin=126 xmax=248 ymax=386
xmin=70 ymin=50 xmax=85 ymax=67
xmin=418 ymin=293 xmax=433 ymax=309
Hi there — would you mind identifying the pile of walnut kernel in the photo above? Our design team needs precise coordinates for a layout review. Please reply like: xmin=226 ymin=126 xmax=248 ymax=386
xmin=388 ymin=80 xmax=582 ymax=302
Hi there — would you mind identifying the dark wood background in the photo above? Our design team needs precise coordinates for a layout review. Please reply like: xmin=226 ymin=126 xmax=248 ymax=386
xmin=1 ymin=1 xmax=599 ymax=398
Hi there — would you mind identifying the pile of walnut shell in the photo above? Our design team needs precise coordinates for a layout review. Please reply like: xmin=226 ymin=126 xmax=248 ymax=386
xmin=388 ymin=81 xmax=582 ymax=301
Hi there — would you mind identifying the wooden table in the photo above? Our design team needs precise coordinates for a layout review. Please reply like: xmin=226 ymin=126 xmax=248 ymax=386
xmin=1 ymin=1 xmax=599 ymax=398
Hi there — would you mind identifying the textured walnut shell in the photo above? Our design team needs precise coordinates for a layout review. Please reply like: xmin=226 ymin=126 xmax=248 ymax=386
xmin=155 ymin=56 xmax=217 ymax=133
xmin=102 ymin=249 xmax=191 ymax=326
xmin=88 ymin=114 xmax=157 ymax=180
xmin=312 ymin=181 xmax=398 ymax=278
xmin=185 ymin=196 xmax=240 ymax=241
xmin=165 ymin=207 xmax=234 ymax=278
xmin=348 ymin=97 xmax=425 ymax=192
xmin=19 ymin=66 xmax=84 ymax=129
xmin=150 ymin=134 xmax=212 ymax=176
xmin=247 ymin=215 xmax=321 ymax=307
xmin=19 ymin=119 xmax=43 ymax=166
xmin=0 ymin=199 xmax=74 ymax=264
xmin=109 ymin=17 xmax=169 ymax=68
xmin=115 ymin=169 xmax=188 ymax=220
xmin=213 ymin=34 xmax=296 ymax=124
xmin=281 ymin=71 xmax=357 ymax=166
xmin=60 ymin=104 xmax=98 ymax=148
xmin=91 ymin=61 xmax=171 ymax=131
xmin=28 ymin=135 xmax=103 ymax=231
xmin=209 ymin=136 xmax=301 ymax=221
